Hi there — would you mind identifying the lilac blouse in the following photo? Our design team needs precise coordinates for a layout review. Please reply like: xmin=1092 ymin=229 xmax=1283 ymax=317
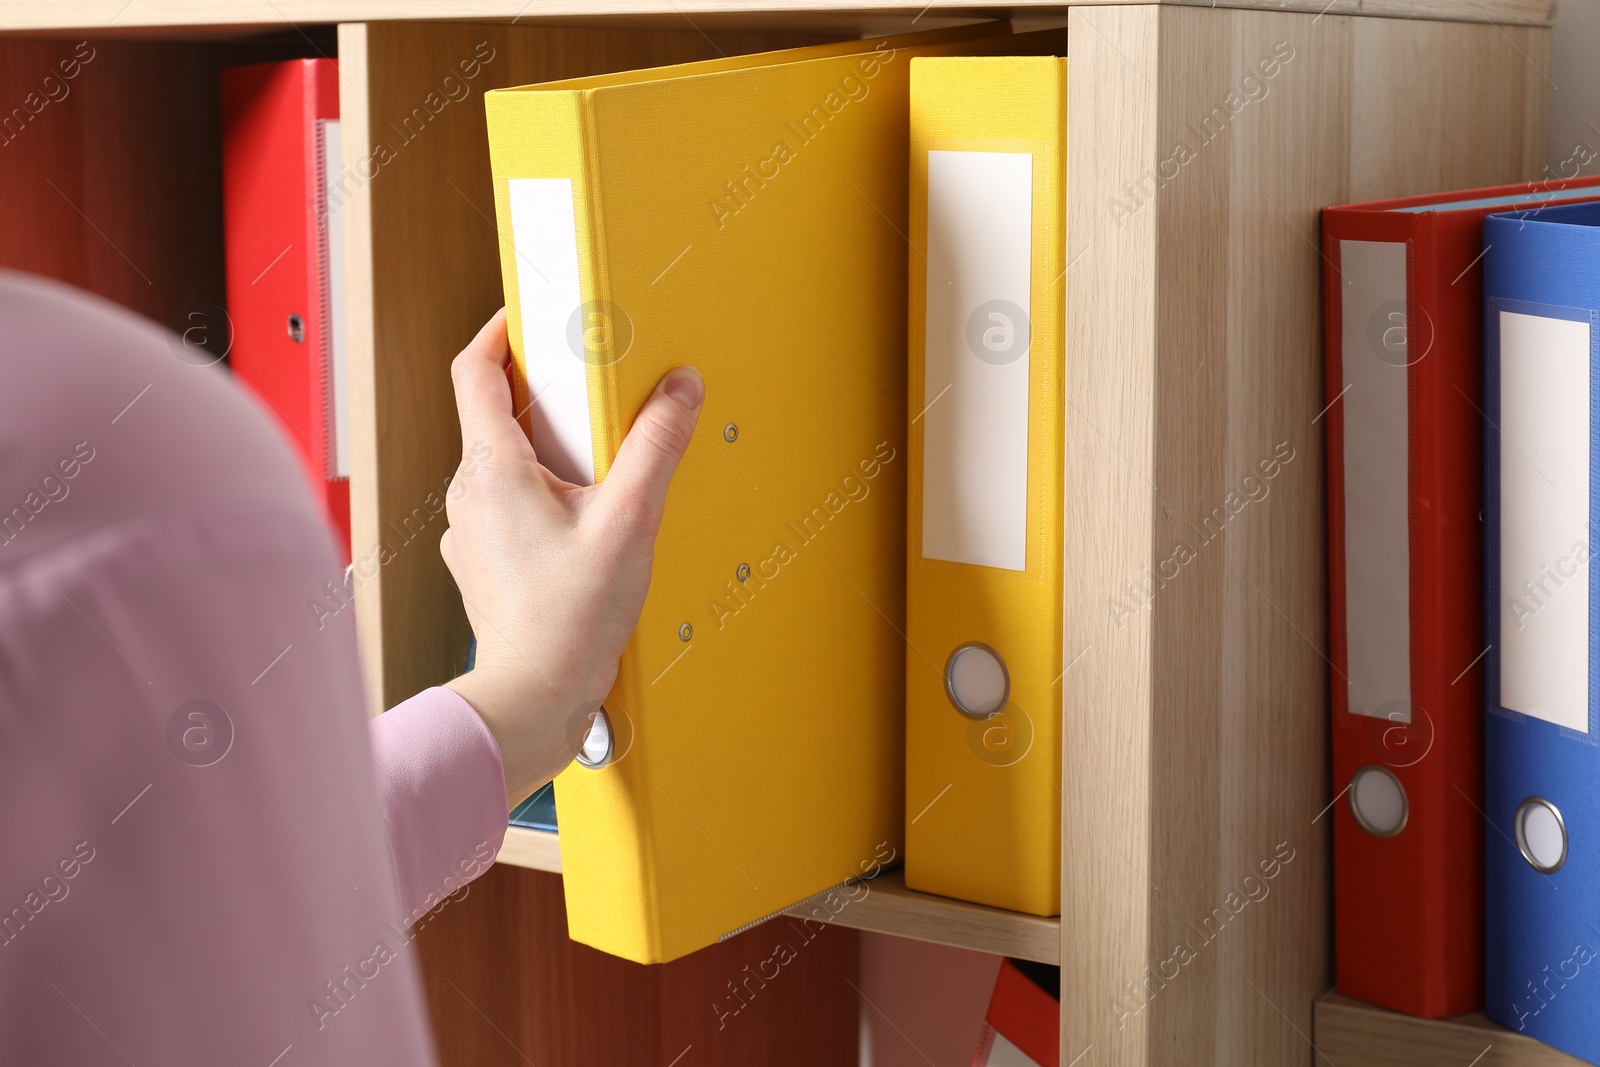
xmin=0 ymin=271 xmax=507 ymax=1065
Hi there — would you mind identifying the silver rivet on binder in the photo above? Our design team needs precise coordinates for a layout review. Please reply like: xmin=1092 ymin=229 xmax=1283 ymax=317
xmin=723 ymin=423 xmax=739 ymax=442
xmin=944 ymin=642 xmax=1009 ymax=720
xmin=287 ymin=313 xmax=305 ymax=344
xmin=576 ymin=707 xmax=614 ymax=769
xmin=737 ymin=564 xmax=750 ymax=582
xmin=1515 ymin=796 xmax=1568 ymax=873
xmin=1348 ymin=764 xmax=1408 ymax=838
xmin=679 ymin=623 xmax=693 ymax=642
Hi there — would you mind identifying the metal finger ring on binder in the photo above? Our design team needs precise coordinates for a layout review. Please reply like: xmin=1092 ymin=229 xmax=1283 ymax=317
xmin=943 ymin=642 xmax=1009 ymax=720
xmin=1513 ymin=796 xmax=1567 ymax=874
xmin=1348 ymin=764 xmax=1408 ymax=839
xmin=577 ymin=707 xmax=614 ymax=769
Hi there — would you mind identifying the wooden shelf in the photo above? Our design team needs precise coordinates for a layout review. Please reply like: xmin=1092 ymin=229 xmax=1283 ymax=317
xmin=495 ymin=833 xmax=1060 ymax=965
xmin=784 ymin=868 xmax=1060 ymax=966
xmin=495 ymin=825 xmax=563 ymax=874
xmin=1314 ymin=992 xmax=1587 ymax=1066
xmin=0 ymin=0 xmax=1554 ymax=33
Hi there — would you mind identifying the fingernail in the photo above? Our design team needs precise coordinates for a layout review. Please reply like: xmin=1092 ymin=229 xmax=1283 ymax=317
xmin=663 ymin=367 xmax=704 ymax=411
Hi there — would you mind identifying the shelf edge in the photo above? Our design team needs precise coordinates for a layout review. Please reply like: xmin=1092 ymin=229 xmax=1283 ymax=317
xmin=492 ymin=841 xmax=1057 ymax=963
xmin=495 ymin=826 xmax=562 ymax=874
xmin=1313 ymin=991 xmax=1588 ymax=1066
xmin=0 ymin=0 xmax=1554 ymax=34
xmin=783 ymin=869 xmax=1061 ymax=965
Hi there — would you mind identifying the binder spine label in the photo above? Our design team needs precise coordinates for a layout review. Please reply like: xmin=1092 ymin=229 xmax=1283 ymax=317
xmin=1338 ymin=239 xmax=1413 ymax=720
xmin=1494 ymin=300 xmax=1593 ymax=734
xmin=920 ymin=149 xmax=1032 ymax=572
xmin=319 ymin=117 xmax=350 ymax=481
xmin=508 ymin=176 xmax=594 ymax=486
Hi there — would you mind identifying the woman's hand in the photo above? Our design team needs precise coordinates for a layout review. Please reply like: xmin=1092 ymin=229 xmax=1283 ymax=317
xmin=439 ymin=310 xmax=704 ymax=808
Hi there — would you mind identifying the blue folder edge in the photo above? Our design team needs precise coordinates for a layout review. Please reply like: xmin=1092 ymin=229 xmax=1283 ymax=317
xmin=509 ymin=781 xmax=558 ymax=833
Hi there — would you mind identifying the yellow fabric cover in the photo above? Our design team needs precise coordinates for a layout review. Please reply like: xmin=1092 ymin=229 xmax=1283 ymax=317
xmin=484 ymin=24 xmax=1020 ymax=964
xmin=905 ymin=55 xmax=1065 ymax=916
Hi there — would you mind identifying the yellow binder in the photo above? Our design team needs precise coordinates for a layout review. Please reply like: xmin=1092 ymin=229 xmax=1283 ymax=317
xmin=484 ymin=25 xmax=1020 ymax=964
xmin=905 ymin=56 xmax=1066 ymax=916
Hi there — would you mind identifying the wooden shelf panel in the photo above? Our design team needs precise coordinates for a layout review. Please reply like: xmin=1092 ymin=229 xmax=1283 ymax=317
xmin=495 ymin=825 xmax=562 ymax=874
xmin=1062 ymin=5 xmax=1547 ymax=1063
xmin=783 ymin=869 xmax=1059 ymax=966
xmin=493 ymin=836 xmax=1059 ymax=965
xmin=0 ymin=0 xmax=1553 ymax=33
xmin=1315 ymin=992 xmax=1587 ymax=1066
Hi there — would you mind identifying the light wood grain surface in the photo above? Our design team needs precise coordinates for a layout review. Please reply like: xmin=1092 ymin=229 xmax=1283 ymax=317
xmin=339 ymin=20 xmax=830 ymax=714
xmin=1061 ymin=6 xmax=1158 ymax=1065
xmin=1315 ymin=992 xmax=1587 ymax=1066
xmin=783 ymin=868 xmax=1062 ymax=966
xmin=1062 ymin=6 xmax=1546 ymax=1065
xmin=0 ymin=0 xmax=1555 ymax=34
xmin=495 ymin=825 xmax=562 ymax=873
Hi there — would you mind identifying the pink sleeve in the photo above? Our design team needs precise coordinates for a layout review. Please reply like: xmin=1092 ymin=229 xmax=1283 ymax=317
xmin=371 ymin=686 xmax=509 ymax=924
xmin=1 ymin=272 xmax=441 ymax=1064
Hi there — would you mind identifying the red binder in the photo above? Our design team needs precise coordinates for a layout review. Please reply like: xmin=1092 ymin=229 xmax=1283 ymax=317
xmin=971 ymin=960 xmax=1058 ymax=1067
xmin=220 ymin=59 xmax=349 ymax=559
xmin=1322 ymin=176 xmax=1600 ymax=1018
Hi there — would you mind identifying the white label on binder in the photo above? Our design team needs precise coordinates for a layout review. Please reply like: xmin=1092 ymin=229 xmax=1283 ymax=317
xmin=320 ymin=119 xmax=350 ymax=480
xmin=1339 ymin=240 xmax=1412 ymax=721
xmin=508 ymin=177 xmax=593 ymax=486
xmin=921 ymin=150 xmax=1033 ymax=572
xmin=1500 ymin=309 xmax=1590 ymax=733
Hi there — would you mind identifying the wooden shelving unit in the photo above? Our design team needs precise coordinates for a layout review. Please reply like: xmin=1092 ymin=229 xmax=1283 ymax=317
xmin=0 ymin=2 xmax=1558 ymax=1064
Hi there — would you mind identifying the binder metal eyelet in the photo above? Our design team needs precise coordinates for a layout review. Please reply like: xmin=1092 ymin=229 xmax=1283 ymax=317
xmin=679 ymin=623 xmax=693 ymax=642
xmin=287 ymin=313 xmax=305 ymax=343
xmin=943 ymin=642 xmax=1009 ymax=721
xmin=1348 ymin=764 xmax=1408 ymax=838
xmin=576 ymin=707 xmax=614 ymax=769
xmin=1514 ymin=796 xmax=1568 ymax=873
xmin=737 ymin=564 xmax=750 ymax=582
xmin=723 ymin=423 xmax=739 ymax=442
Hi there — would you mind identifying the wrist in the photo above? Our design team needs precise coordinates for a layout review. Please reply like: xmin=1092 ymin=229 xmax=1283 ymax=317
xmin=445 ymin=665 xmax=589 ymax=809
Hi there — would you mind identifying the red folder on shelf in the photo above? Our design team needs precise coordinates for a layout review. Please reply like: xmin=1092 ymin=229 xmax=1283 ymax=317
xmin=971 ymin=959 xmax=1058 ymax=1067
xmin=1322 ymin=176 xmax=1600 ymax=1018
xmin=221 ymin=59 xmax=350 ymax=558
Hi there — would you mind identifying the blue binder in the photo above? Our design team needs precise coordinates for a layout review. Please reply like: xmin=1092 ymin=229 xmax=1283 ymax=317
xmin=509 ymin=781 xmax=558 ymax=832
xmin=1484 ymin=202 xmax=1600 ymax=1063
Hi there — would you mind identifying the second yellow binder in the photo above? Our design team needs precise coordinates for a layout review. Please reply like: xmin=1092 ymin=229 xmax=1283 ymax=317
xmin=905 ymin=55 xmax=1065 ymax=916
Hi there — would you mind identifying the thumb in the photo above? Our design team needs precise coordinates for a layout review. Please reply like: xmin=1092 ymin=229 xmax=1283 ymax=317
xmin=599 ymin=367 xmax=705 ymax=525
xmin=450 ymin=309 xmax=524 ymax=457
